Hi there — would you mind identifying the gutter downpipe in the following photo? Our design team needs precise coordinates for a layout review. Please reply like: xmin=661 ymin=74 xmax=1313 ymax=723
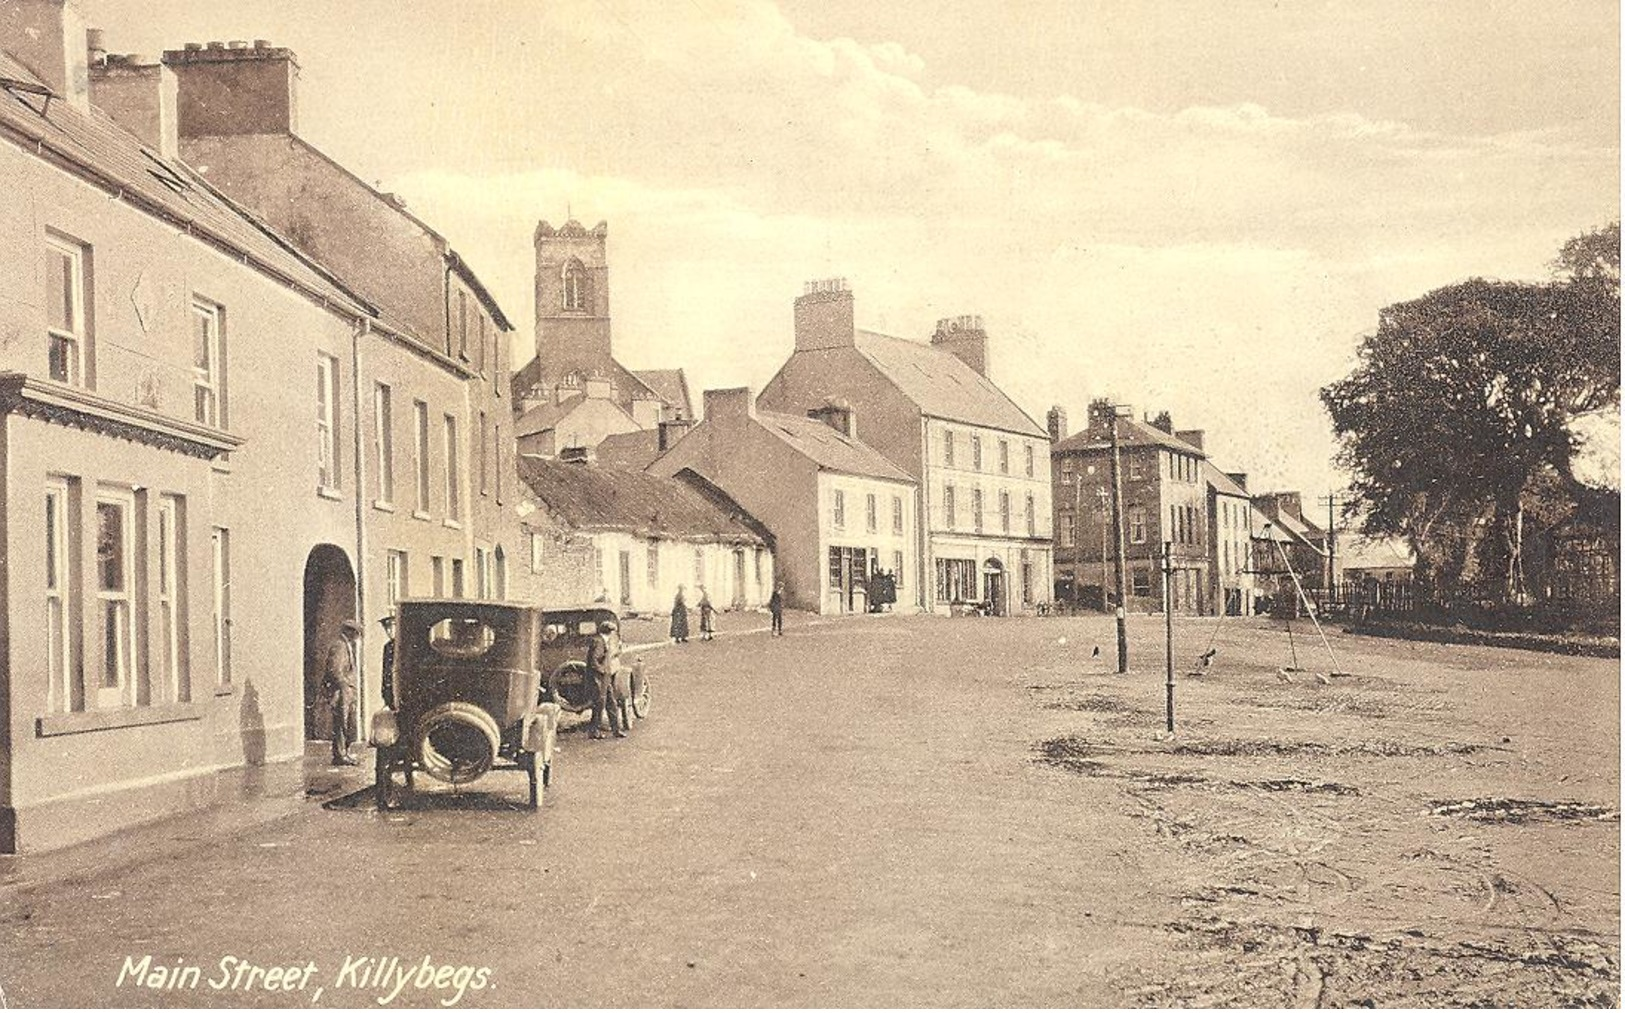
xmin=351 ymin=317 xmax=371 ymax=724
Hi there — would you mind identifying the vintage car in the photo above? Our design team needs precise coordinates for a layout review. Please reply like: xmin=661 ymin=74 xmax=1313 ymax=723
xmin=370 ymin=599 xmax=561 ymax=811
xmin=537 ymin=605 xmax=651 ymax=720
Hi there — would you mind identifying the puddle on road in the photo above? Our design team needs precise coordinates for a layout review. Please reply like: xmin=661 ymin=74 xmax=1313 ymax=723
xmin=1035 ymin=738 xmax=1361 ymax=796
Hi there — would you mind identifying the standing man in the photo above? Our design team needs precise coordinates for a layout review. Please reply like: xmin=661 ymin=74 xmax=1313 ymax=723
xmin=585 ymin=620 xmax=626 ymax=739
xmin=323 ymin=619 xmax=363 ymax=765
xmin=768 ymin=583 xmax=785 ymax=636
xmin=379 ymin=615 xmax=397 ymax=710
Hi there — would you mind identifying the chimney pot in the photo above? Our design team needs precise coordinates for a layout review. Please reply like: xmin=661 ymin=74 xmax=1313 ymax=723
xmin=184 ymin=42 xmax=203 ymax=51
xmin=227 ymin=39 xmax=248 ymax=49
xmin=206 ymin=41 xmax=224 ymax=50
xmin=253 ymin=39 xmax=270 ymax=49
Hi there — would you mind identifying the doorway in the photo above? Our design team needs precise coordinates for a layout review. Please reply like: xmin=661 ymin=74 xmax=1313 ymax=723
xmin=618 ymin=551 xmax=633 ymax=607
xmin=982 ymin=557 xmax=1006 ymax=616
xmin=732 ymin=549 xmax=747 ymax=608
xmin=303 ymin=544 xmax=356 ymax=741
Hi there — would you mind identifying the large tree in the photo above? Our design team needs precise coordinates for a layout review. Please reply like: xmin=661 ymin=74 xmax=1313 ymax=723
xmin=1321 ymin=224 xmax=1620 ymax=603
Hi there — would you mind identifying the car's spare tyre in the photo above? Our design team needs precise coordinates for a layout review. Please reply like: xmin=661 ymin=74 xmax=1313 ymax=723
xmin=416 ymin=701 xmax=502 ymax=784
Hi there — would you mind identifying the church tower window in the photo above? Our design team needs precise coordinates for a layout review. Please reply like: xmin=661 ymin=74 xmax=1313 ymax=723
xmin=563 ymin=259 xmax=591 ymax=313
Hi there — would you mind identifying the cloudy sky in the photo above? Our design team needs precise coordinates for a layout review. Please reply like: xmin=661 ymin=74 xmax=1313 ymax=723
xmin=84 ymin=0 xmax=1621 ymax=493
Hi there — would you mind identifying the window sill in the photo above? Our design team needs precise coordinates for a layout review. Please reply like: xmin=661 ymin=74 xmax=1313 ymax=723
xmin=214 ymin=684 xmax=236 ymax=697
xmin=443 ymin=519 xmax=463 ymax=530
xmin=373 ymin=499 xmax=396 ymax=514
xmin=413 ymin=509 xmax=432 ymax=522
xmin=37 ymin=702 xmax=202 ymax=738
xmin=317 ymin=486 xmax=344 ymax=501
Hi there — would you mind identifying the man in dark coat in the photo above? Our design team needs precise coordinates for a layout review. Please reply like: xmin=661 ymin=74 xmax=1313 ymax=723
xmin=379 ymin=615 xmax=397 ymax=710
xmin=585 ymin=621 xmax=626 ymax=739
xmin=323 ymin=619 xmax=363 ymax=765
xmin=768 ymin=583 xmax=785 ymax=636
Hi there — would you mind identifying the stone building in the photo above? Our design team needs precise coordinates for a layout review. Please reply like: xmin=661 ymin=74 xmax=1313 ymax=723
xmin=512 ymin=454 xmax=772 ymax=615
xmin=757 ymin=281 xmax=1052 ymax=615
xmin=511 ymin=219 xmax=691 ymax=456
xmin=1202 ymin=462 xmax=1258 ymax=616
xmin=0 ymin=5 xmax=512 ymax=851
xmin=646 ymin=388 xmax=919 ymax=614
xmin=1051 ymin=402 xmax=1211 ymax=613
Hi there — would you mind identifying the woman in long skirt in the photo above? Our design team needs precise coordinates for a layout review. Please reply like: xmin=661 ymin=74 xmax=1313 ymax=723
xmin=697 ymin=586 xmax=716 ymax=641
xmin=670 ymin=585 xmax=690 ymax=643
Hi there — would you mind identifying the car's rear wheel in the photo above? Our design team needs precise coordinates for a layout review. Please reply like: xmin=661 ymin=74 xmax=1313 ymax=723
xmin=629 ymin=668 xmax=651 ymax=719
xmin=549 ymin=662 xmax=593 ymax=713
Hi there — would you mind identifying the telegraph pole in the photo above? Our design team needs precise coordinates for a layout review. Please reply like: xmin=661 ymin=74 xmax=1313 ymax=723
xmin=1162 ymin=541 xmax=1175 ymax=732
xmin=1096 ymin=486 xmax=1110 ymax=612
xmin=1319 ymin=493 xmax=1339 ymax=603
xmin=1107 ymin=406 xmax=1131 ymax=673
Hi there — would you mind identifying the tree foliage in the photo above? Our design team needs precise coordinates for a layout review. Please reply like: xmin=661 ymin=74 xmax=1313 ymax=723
xmin=1321 ymin=224 xmax=1620 ymax=602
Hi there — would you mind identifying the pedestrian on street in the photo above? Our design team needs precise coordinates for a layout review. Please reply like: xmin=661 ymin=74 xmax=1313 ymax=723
xmin=768 ymin=583 xmax=785 ymax=636
xmin=585 ymin=620 xmax=626 ymax=739
xmin=379 ymin=614 xmax=397 ymax=710
xmin=697 ymin=585 xmax=716 ymax=641
xmin=323 ymin=619 xmax=363 ymax=765
xmin=670 ymin=585 xmax=690 ymax=644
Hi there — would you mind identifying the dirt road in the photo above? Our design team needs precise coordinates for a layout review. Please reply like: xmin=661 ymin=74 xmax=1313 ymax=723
xmin=0 ymin=612 xmax=1615 ymax=1006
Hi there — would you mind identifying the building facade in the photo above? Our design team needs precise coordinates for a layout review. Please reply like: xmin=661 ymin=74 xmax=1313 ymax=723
xmin=1051 ymin=402 xmax=1211 ymax=614
xmin=757 ymin=281 xmax=1052 ymax=615
xmin=0 ymin=7 xmax=512 ymax=851
xmin=512 ymin=455 xmax=773 ymax=615
xmin=646 ymin=388 xmax=919 ymax=615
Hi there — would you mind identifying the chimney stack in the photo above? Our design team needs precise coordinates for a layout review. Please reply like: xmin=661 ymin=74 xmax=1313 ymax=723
xmin=90 ymin=53 xmax=179 ymax=158
xmin=1175 ymin=428 xmax=1205 ymax=452
xmin=657 ymin=418 xmax=694 ymax=452
xmin=704 ymin=387 xmax=757 ymax=426
xmin=931 ymin=314 xmax=990 ymax=376
xmin=1226 ymin=472 xmax=1248 ymax=492
xmin=1 ymin=0 xmax=92 ymax=112
xmin=808 ymin=399 xmax=856 ymax=439
xmin=558 ymin=445 xmax=596 ymax=465
xmin=161 ymin=39 xmax=299 ymax=137
xmin=793 ymin=279 xmax=855 ymax=352
xmin=1046 ymin=406 xmax=1068 ymax=444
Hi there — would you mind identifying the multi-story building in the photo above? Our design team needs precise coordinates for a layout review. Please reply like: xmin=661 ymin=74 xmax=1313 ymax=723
xmin=757 ymin=281 xmax=1052 ymax=614
xmin=0 ymin=6 xmax=511 ymax=851
xmin=646 ymin=387 xmax=919 ymax=614
xmin=511 ymin=219 xmax=692 ymax=457
xmin=512 ymin=453 xmax=772 ymax=615
xmin=156 ymin=36 xmax=519 ymax=737
xmin=1203 ymin=462 xmax=1257 ymax=616
xmin=1051 ymin=402 xmax=1211 ymax=614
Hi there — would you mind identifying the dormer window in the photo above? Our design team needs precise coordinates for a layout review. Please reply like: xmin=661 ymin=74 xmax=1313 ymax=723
xmin=562 ymin=259 xmax=591 ymax=313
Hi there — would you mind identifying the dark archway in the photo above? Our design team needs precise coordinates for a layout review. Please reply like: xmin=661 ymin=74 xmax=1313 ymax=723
xmin=303 ymin=544 xmax=357 ymax=740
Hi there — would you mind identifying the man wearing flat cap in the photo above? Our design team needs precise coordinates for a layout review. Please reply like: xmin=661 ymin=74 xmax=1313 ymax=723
xmin=323 ymin=618 xmax=364 ymax=765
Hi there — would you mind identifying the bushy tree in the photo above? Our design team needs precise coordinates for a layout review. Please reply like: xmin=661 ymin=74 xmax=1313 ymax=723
xmin=1321 ymin=224 xmax=1620 ymax=604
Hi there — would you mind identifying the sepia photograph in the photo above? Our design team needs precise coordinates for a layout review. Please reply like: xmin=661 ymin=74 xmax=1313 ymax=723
xmin=0 ymin=0 xmax=1618 ymax=1007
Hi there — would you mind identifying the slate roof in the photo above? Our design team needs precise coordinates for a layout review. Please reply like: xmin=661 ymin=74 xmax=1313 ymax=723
xmin=594 ymin=429 xmax=664 ymax=471
xmin=1201 ymin=460 xmax=1249 ymax=499
xmin=517 ymin=456 xmax=767 ymax=544
xmin=853 ymin=330 xmax=1046 ymax=438
xmin=1054 ymin=417 xmax=1207 ymax=456
xmin=0 ymin=53 xmax=371 ymax=317
xmin=755 ymin=410 xmax=914 ymax=483
xmin=631 ymin=368 xmax=692 ymax=417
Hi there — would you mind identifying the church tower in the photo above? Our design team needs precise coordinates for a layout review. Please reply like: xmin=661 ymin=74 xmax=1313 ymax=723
xmin=533 ymin=219 xmax=614 ymax=387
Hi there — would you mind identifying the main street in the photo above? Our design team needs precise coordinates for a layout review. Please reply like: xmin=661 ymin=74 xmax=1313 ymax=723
xmin=0 ymin=613 xmax=1617 ymax=1007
